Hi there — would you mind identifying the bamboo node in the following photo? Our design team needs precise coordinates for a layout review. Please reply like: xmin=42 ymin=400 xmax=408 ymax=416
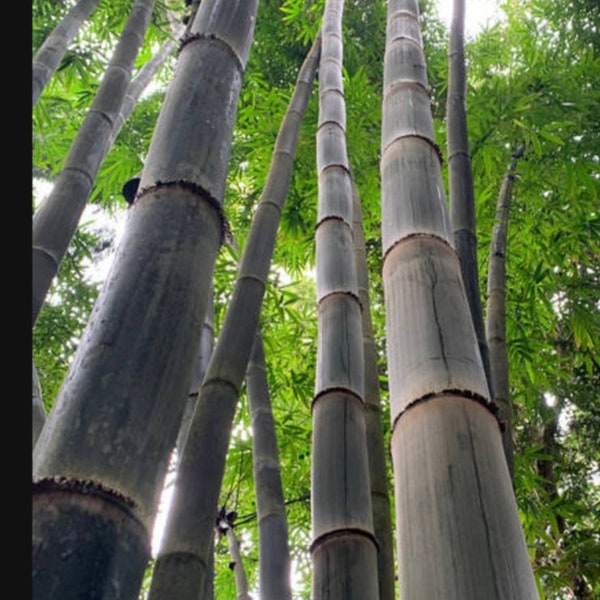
xmin=177 ymin=32 xmax=243 ymax=73
xmin=136 ymin=180 xmax=231 ymax=246
xmin=392 ymin=389 xmax=502 ymax=429
xmin=32 ymin=476 xmax=136 ymax=510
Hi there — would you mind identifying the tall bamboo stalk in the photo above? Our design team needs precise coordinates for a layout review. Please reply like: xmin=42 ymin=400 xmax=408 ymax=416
xmin=246 ymin=329 xmax=293 ymax=600
xmin=446 ymin=0 xmax=492 ymax=389
xmin=176 ymin=291 xmax=215 ymax=457
xmin=311 ymin=2 xmax=379 ymax=597
xmin=32 ymin=362 xmax=46 ymax=448
xmin=146 ymin=34 xmax=320 ymax=600
xmin=352 ymin=185 xmax=396 ymax=600
xmin=111 ymin=26 xmax=182 ymax=150
xmin=32 ymin=0 xmax=157 ymax=327
xmin=32 ymin=2 xmax=259 ymax=598
xmin=381 ymin=1 xmax=538 ymax=597
xmin=485 ymin=143 xmax=525 ymax=480
xmin=32 ymin=0 xmax=102 ymax=106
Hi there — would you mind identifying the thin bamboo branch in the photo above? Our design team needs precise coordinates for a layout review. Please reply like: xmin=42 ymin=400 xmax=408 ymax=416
xmin=246 ymin=330 xmax=293 ymax=600
xmin=485 ymin=142 xmax=525 ymax=480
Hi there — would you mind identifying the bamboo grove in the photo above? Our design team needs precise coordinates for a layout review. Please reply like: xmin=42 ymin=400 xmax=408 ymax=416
xmin=32 ymin=0 xmax=600 ymax=598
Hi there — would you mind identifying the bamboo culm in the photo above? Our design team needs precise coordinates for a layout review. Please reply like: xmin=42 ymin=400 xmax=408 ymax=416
xmin=32 ymin=2 xmax=259 ymax=599
xmin=352 ymin=185 xmax=396 ymax=600
xmin=32 ymin=0 xmax=102 ymax=106
xmin=246 ymin=330 xmax=293 ymax=600
xmin=32 ymin=0 xmax=157 ymax=326
xmin=146 ymin=33 xmax=320 ymax=600
xmin=311 ymin=1 xmax=379 ymax=598
xmin=381 ymin=1 xmax=538 ymax=597
xmin=446 ymin=0 xmax=493 ymax=393
xmin=485 ymin=143 xmax=526 ymax=480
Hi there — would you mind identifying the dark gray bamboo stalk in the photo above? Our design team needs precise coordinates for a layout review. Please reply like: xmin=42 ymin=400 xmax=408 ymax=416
xmin=32 ymin=362 xmax=46 ymax=449
xmin=246 ymin=330 xmax=293 ymax=600
xmin=352 ymin=185 xmax=396 ymax=600
xmin=446 ymin=0 xmax=492 ymax=390
xmin=32 ymin=0 xmax=102 ymax=106
xmin=32 ymin=0 xmax=157 ymax=327
xmin=32 ymin=3 xmax=259 ymax=599
xmin=145 ymin=34 xmax=320 ymax=600
xmin=311 ymin=1 xmax=379 ymax=597
xmin=381 ymin=1 xmax=538 ymax=597
xmin=485 ymin=143 xmax=525 ymax=481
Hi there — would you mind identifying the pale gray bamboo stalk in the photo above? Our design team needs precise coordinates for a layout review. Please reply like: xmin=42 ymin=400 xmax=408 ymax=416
xmin=485 ymin=143 xmax=525 ymax=481
xmin=146 ymin=34 xmax=320 ymax=600
xmin=32 ymin=0 xmax=102 ymax=106
xmin=32 ymin=0 xmax=157 ymax=327
xmin=32 ymin=3 xmax=259 ymax=599
xmin=32 ymin=362 xmax=46 ymax=449
xmin=176 ymin=291 xmax=215 ymax=458
xmin=110 ymin=26 xmax=183 ymax=148
xmin=246 ymin=330 xmax=293 ymax=600
xmin=352 ymin=185 xmax=396 ymax=600
xmin=311 ymin=2 xmax=379 ymax=597
xmin=381 ymin=1 xmax=538 ymax=597
xmin=225 ymin=526 xmax=254 ymax=600
xmin=447 ymin=0 xmax=492 ymax=390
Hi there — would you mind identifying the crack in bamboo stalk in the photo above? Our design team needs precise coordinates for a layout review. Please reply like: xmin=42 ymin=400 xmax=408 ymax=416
xmin=465 ymin=410 xmax=503 ymax=598
xmin=427 ymin=255 xmax=450 ymax=376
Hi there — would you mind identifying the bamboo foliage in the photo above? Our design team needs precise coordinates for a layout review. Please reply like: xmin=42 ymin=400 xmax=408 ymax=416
xmin=32 ymin=0 xmax=102 ymax=106
xmin=146 ymin=34 xmax=320 ymax=600
xmin=381 ymin=1 xmax=538 ymax=597
xmin=485 ymin=143 xmax=526 ymax=481
xmin=246 ymin=330 xmax=293 ymax=600
xmin=311 ymin=1 xmax=379 ymax=597
xmin=352 ymin=186 xmax=396 ymax=600
xmin=32 ymin=0 xmax=157 ymax=327
xmin=446 ymin=0 xmax=492 ymax=389
xmin=32 ymin=2 xmax=259 ymax=598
